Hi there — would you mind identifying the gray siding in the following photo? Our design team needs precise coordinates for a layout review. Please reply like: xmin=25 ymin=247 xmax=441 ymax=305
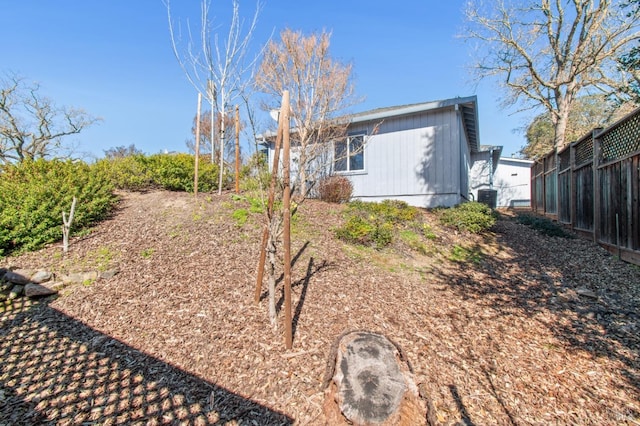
xmin=344 ymin=108 xmax=465 ymax=208
xmin=458 ymin=108 xmax=471 ymax=201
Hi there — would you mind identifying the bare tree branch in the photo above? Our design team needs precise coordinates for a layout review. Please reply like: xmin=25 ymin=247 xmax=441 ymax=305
xmin=255 ymin=29 xmax=363 ymax=198
xmin=165 ymin=0 xmax=264 ymax=193
xmin=463 ymin=0 xmax=640 ymax=149
xmin=0 ymin=73 xmax=100 ymax=165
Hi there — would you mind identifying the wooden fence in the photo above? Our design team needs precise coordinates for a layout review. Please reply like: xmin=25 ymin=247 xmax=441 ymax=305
xmin=531 ymin=108 xmax=640 ymax=266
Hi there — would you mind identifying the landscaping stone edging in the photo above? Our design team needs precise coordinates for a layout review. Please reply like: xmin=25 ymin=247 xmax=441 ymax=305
xmin=0 ymin=267 xmax=118 ymax=301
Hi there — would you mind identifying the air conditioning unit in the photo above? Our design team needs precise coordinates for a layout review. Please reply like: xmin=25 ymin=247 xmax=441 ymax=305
xmin=478 ymin=189 xmax=497 ymax=209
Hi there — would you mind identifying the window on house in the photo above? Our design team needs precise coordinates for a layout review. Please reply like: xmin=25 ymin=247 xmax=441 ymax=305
xmin=334 ymin=134 xmax=365 ymax=172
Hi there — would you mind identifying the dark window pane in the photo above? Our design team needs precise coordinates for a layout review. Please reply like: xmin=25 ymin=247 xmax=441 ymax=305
xmin=349 ymin=136 xmax=364 ymax=171
xmin=334 ymin=141 xmax=347 ymax=171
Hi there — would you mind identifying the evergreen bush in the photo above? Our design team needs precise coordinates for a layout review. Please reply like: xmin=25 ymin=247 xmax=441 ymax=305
xmin=334 ymin=199 xmax=421 ymax=249
xmin=437 ymin=201 xmax=496 ymax=234
xmin=0 ymin=159 xmax=117 ymax=256
xmin=94 ymin=153 xmax=224 ymax=192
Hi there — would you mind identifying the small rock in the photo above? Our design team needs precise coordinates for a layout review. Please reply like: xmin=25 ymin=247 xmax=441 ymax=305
xmin=30 ymin=270 xmax=53 ymax=284
xmin=48 ymin=281 xmax=66 ymax=291
xmin=4 ymin=270 xmax=31 ymax=285
xmin=9 ymin=285 xmax=24 ymax=300
xmin=62 ymin=271 xmax=98 ymax=284
xmin=576 ymin=287 xmax=598 ymax=299
xmin=25 ymin=282 xmax=58 ymax=298
xmin=557 ymin=289 xmax=578 ymax=303
xmin=99 ymin=269 xmax=119 ymax=280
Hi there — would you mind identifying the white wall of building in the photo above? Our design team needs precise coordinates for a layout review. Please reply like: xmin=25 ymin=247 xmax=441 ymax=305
xmin=494 ymin=158 xmax=533 ymax=207
xmin=470 ymin=156 xmax=533 ymax=208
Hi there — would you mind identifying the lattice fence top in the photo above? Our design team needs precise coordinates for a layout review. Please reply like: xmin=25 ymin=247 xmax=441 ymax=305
xmin=599 ymin=112 xmax=640 ymax=163
xmin=574 ymin=138 xmax=593 ymax=166
xmin=532 ymin=161 xmax=544 ymax=176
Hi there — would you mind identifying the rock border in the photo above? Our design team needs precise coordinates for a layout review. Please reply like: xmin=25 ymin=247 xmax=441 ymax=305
xmin=0 ymin=267 xmax=118 ymax=301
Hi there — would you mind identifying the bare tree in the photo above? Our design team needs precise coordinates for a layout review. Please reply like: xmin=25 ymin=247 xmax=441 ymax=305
xmin=166 ymin=0 xmax=262 ymax=194
xmin=617 ymin=0 xmax=640 ymax=101
xmin=254 ymin=31 xmax=372 ymax=335
xmin=0 ymin=73 xmax=100 ymax=165
xmin=255 ymin=29 xmax=360 ymax=198
xmin=464 ymin=0 xmax=640 ymax=150
xmin=103 ymin=144 xmax=143 ymax=159
xmin=521 ymin=94 xmax=636 ymax=158
xmin=185 ymin=109 xmax=240 ymax=162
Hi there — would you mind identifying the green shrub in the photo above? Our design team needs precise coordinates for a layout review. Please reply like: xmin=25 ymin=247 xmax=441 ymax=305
xmin=94 ymin=153 xmax=225 ymax=192
xmin=0 ymin=159 xmax=117 ymax=256
xmin=334 ymin=199 xmax=421 ymax=249
xmin=335 ymin=215 xmax=393 ymax=248
xmin=93 ymin=155 xmax=153 ymax=190
xmin=438 ymin=202 xmax=496 ymax=233
xmin=232 ymin=208 xmax=249 ymax=226
xmin=239 ymin=153 xmax=270 ymax=192
xmin=516 ymin=213 xmax=573 ymax=238
xmin=346 ymin=199 xmax=420 ymax=223
xmin=318 ymin=175 xmax=353 ymax=203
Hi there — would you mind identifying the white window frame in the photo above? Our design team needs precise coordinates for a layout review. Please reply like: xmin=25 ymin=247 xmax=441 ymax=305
xmin=334 ymin=133 xmax=366 ymax=174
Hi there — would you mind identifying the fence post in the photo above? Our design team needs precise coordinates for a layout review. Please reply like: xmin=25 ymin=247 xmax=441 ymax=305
xmin=569 ymin=143 xmax=576 ymax=230
xmin=593 ymin=129 xmax=602 ymax=244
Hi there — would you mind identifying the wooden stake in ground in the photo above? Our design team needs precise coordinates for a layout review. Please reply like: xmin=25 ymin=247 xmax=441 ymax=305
xmin=194 ymin=92 xmax=202 ymax=198
xmin=235 ymin=105 xmax=240 ymax=193
xmin=62 ymin=196 xmax=77 ymax=253
xmin=282 ymin=91 xmax=292 ymax=349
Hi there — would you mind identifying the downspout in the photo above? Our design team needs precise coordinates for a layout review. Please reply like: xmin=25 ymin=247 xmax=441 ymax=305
xmin=489 ymin=146 xmax=494 ymax=190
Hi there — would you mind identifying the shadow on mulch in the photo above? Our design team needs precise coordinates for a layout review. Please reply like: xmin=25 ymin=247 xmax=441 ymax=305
xmin=433 ymin=220 xmax=640 ymax=395
xmin=0 ymin=298 xmax=293 ymax=425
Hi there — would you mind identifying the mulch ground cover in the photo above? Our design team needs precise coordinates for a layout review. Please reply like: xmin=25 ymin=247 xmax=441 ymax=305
xmin=1 ymin=190 xmax=639 ymax=425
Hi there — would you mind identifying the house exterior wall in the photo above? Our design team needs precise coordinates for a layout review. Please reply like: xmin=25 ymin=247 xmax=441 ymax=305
xmin=343 ymin=108 xmax=466 ymax=208
xmin=494 ymin=158 xmax=533 ymax=207
xmin=470 ymin=156 xmax=533 ymax=207
xmin=470 ymin=150 xmax=493 ymax=201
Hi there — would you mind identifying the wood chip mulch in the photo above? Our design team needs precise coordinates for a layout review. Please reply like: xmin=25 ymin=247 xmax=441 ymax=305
xmin=1 ymin=190 xmax=639 ymax=425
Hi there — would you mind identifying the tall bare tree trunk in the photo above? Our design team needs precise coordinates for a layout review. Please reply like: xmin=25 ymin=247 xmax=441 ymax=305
xmin=553 ymin=92 xmax=573 ymax=150
xmin=235 ymin=105 xmax=240 ymax=193
xmin=218 ymin=88 xmax=225 ymax=195
xmin=267 ymin=217 xmax=280 ymax=326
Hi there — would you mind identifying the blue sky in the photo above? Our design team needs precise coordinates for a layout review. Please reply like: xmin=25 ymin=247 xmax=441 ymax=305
xmin=1 ymin=0 xmax=528 ymax=161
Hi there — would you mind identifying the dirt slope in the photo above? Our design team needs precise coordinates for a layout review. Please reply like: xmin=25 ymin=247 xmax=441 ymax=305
xmin=1 ymin=190 xmax=639 ymax=425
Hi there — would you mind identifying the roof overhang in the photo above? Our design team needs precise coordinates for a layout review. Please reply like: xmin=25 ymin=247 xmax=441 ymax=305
xmin=257 ymin=95 xmax=481 ymax=151
xmin=347 ymin=95 xmax=480 ymax=152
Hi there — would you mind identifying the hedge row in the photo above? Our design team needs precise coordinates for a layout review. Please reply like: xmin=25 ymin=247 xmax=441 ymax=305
xmin=0 ymin=159 xmax=117 ymax=256
xmin=0 ymin=154 xmax=232 ymax=257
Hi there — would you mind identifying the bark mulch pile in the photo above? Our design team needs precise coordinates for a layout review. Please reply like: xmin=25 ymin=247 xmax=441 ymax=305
xmin=1 ymin=190 xmax=639 ymax=425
